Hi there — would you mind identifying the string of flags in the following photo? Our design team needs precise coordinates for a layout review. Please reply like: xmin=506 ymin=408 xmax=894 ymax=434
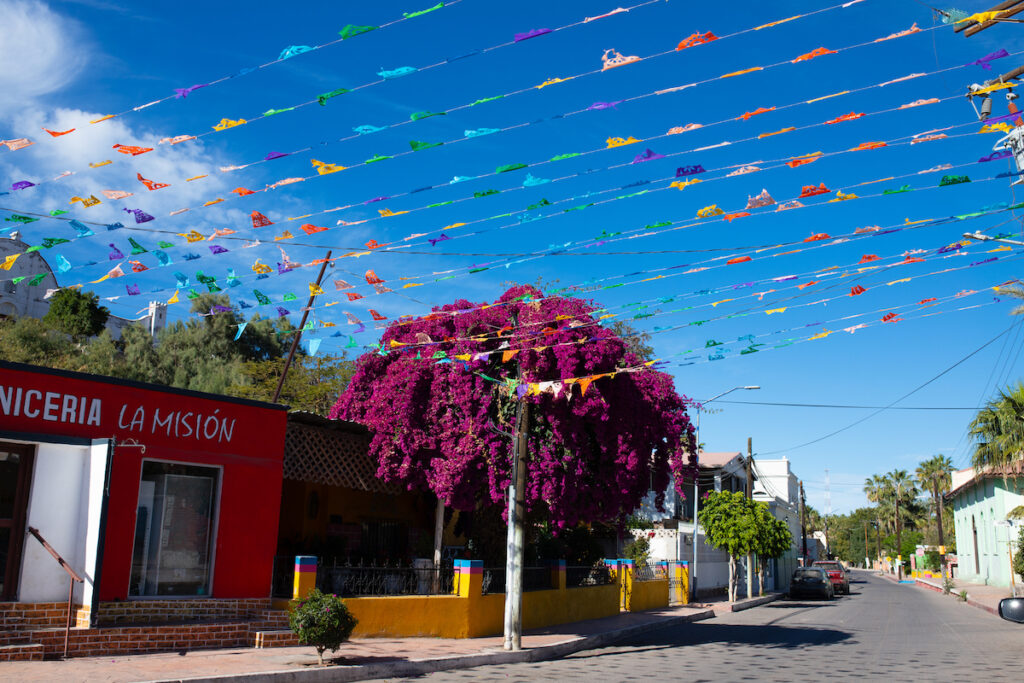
xmin=5 ymin=15 xmax=973 ymax=208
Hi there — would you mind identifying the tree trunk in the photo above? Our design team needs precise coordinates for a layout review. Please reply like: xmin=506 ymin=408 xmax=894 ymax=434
xmin=758 ymin=560 xmax=765 ymax=596
xmin=728 ymin=555 xmax=736 ymax=602
xmin=317 ymin=648 xmax=325 ymax=666
xmin=935 ymin=482 xmax=945 ymax=548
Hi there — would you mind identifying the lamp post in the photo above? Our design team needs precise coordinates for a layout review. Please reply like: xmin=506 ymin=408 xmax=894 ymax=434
xmin=690 ymin=385 xmax=760 ymax=601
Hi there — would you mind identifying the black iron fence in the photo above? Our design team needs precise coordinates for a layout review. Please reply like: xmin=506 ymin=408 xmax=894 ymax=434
xmin=566 ymin=564 xmax=612 ymax=588
xmin=271 ymin=557 xmax=619 ymax=598
xmin=480 ymin=566 xmax=553 ymax=595
xmin=270 ymin=557 xmax=454 ymax=598
xmin=633 ymin=562 xmax=668 ymax=582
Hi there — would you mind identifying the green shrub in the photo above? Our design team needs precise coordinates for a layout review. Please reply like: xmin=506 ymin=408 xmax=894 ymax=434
xmin=1013 ymin=526 xmax=1024 ymax=580
xmin=623 ymin=535 xmax=651 ymax=564
xmin=942 ymin=576 xmax=955 ymax=595
xmin=289 ymin=589 xmax=358 ymax=665
xmin=923 ymin=550 xmax=942 ymax=572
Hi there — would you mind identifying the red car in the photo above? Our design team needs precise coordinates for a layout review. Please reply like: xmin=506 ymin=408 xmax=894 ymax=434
xmin=813 ymin=560 xmax=850 ymax=595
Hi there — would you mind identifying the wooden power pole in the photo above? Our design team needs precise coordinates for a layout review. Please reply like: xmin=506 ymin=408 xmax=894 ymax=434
xmin=272 ymin=250 xmax=332 ymax=403
xmin=745 ymin=437 xmax=754 ymax=599
xmin=799 ymin=482 xmax=808 ymax=564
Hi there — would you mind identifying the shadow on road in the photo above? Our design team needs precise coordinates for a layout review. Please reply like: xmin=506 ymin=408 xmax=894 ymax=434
xmin=575 ymin=621 xmax=853 ymax=660
xmin=764 ymin=600 xmax=838 ymax=609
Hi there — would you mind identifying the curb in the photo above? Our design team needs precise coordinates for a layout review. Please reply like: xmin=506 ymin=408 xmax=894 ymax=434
xmin=725 ymin=593 xmax=783 ymax=613
xmin=159 ymin=608 xmax=715 ymax=683
xmin=912 ymin=578 xmax=1000 ymax=616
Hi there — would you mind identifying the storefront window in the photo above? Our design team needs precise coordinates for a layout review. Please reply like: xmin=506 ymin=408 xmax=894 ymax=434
xmin=129 ymin=461 xmax=220 ymax=597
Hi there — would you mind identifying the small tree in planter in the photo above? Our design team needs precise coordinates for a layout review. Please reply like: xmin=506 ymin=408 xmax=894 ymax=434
xmin=289 ymin=589 xmax=358 ymax=665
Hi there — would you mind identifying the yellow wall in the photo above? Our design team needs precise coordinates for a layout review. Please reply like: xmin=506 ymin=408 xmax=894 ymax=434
xmin=336 ymin=572 xmax=619 ymax=639
xmin=626 ymin=578 xmax=669 ymax=611
xmin=346 ymin=595 xmax=472 ymax=638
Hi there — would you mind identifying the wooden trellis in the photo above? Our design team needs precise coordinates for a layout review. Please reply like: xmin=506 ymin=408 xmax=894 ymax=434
xmin=283 ymin=413 xmax=402 ymax=494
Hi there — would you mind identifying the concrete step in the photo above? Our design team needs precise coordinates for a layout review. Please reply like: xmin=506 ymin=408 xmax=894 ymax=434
xmin=253 ymin=629 xmax=299 ymax=648
xmin=0 ymin=643 xmax=45 ymax=661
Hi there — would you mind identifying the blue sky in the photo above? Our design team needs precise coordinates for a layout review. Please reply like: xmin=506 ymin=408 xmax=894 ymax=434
xmin=2 ymin=0 xmax=1022 ymax=513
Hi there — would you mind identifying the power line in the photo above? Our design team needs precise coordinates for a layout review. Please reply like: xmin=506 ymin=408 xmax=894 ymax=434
xmin=758 ymin=321 xmax=1019 ymax=456
xmin=717 ymin=400 xmax=978 ymax=410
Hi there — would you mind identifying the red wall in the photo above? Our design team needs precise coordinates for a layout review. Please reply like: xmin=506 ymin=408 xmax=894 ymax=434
xmin=0 ymin=362 xmax=288 ymax=600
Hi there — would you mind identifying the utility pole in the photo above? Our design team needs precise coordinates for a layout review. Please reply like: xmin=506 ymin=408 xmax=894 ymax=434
xmin=799 ymin=482 xmax=808 ymax=565
xmin=895 ymin=481 xmax=903 ymax=581
xmin=936 ymin=480 xmax=948 ymax=581
xmin=745 ymin=437 xmax=754 ymax=600
xmin=825 ymin=469 xmax=831 ymax=560
xmin=953 ymin=1 xmax=1024 ymax=37
xmin=272 ymin=250 xmax=332 ymax=403
xmin=502 ymin=395 xmax=529 ymax=651
xmin=863 ymin=520 xmax=870 ymax=569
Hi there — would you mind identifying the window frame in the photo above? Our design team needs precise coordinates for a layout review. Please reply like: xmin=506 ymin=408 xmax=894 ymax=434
xmin=127 ymin=458 xmax=223 ymax=600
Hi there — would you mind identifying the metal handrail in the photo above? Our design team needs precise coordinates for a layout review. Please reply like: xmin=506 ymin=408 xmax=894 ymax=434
xmin=27 ymin=526 xmax=83 ymax=659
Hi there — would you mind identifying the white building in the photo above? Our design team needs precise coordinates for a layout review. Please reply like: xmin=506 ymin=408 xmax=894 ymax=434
xmin=752 ymin=457 xmax=803 ymax=590
xmin=0 ymin=233 xmax=167 ymax=339
xmin=635 ymin=451 xmax=751 ymax=598
xmin=636 ymin=453 xmax=808 ymax=595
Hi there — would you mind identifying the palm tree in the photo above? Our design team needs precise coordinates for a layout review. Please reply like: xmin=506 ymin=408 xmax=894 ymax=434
xmin=888 ymin=469 xmax=918 ymax=562
xmin=916 ymin=455 xmax=954 ymax=549
xmin=969 ymin=382 xmax=1024 ymax=472
xmin=1001 ymin=283 xmax=1024 ymax=316
xmin=864 ymin=475 xmax=888 ymax=558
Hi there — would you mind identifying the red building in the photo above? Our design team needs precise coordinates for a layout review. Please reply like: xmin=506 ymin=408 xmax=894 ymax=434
xmin=0 ymin=361 xmax=289 ymax=659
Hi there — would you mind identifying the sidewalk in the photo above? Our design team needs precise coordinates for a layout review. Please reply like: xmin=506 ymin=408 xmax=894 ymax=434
xmin=914 ymin=575 xmax=1015 ymax=616
xmin=2 ymin=604 xmax=716 ymax=683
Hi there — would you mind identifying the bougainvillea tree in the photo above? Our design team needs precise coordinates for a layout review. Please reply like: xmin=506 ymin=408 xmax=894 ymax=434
xmin=330 ymin=285 xmax=697 ymax=529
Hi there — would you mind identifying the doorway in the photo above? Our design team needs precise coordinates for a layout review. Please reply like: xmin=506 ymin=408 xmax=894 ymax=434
xmin=0 ymin=442 xmax=35 ymax=601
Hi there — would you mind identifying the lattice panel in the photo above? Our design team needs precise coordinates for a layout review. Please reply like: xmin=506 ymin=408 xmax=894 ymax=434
xmin=283 ymin=422 xmax=401 ymax=493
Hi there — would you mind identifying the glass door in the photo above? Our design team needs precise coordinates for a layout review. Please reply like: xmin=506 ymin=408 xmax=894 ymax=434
xmin=0 ymin=442 xmax=35 ymax=601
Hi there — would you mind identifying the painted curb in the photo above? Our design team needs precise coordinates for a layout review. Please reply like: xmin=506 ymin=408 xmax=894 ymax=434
xmin=157 ymin=609 xmax=715 ymax=683
xmin=727 ymin=593 xmax=782 ymax=613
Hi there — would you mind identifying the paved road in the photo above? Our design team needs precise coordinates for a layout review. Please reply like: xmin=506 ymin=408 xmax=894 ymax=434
xmin=382 ymin=571 xmax=1023 ymax=682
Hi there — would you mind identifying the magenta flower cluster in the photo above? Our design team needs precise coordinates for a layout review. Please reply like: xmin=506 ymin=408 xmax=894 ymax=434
xmin=330 ymin=286 xmax=697 ymax=528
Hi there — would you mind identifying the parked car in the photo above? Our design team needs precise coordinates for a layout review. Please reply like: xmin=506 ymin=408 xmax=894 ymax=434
xmin=789 ymin=567 xmax=834 ymax=600
xmin=813 ymin=560 xmax=850 ymax=595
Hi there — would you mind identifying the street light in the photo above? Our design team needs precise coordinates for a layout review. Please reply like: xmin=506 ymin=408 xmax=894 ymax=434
xmin=690 ymin=385 xmax=760 ymax=601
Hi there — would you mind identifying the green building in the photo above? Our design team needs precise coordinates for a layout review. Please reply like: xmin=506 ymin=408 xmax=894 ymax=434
xmin=948 ymin=466 xmax=1024 ymax=588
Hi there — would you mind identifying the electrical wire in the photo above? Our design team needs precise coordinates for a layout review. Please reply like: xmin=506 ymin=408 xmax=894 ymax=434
xmin=716 ymin=400 xmax=979 ymax=410
xmin=758 ymin=321 xmax=1021 ymax=456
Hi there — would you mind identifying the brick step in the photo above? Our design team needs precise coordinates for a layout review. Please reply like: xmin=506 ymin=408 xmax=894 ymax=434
xmin=28 ymin=620 xmax=256 ymax=659
xmin=0 ymin=630 xmax=33 ymax=646
xmin=253 ymin=629 xmax=299 ymax=648
xmin=0 ymin=643 xmax=45 ymax=662
xmin=254 ymin=609 xmax=291 ymax=628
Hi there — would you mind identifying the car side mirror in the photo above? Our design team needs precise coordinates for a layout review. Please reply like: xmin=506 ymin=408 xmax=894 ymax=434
xmin=998 ymin=598 xmax=1024 ymax=623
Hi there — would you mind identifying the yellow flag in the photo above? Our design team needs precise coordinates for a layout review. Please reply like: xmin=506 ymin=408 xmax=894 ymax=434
xmin=309 ymin=283 xmax=325 ymax=296
xmin=1 ymin=254 xmax=20 ymax=270
xmin=167 ymin=290 xmax=180 ymax=304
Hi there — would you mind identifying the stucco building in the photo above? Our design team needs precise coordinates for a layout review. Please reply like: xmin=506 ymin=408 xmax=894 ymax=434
xmin=0 ymin=232 xmax=167 ymax=339
xmin=948 ymin=465 xmax=1024 ymax=588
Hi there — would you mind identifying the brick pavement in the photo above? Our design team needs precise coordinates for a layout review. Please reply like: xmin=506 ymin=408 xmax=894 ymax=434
xmin=1 ymin=604 xmax=714 ymax=682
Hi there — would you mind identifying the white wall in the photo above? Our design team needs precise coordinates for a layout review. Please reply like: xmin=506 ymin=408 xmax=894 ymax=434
xmin=631 ymin=526 xmax=735 ymax=593
xmin=16 ymin=439 xmax=107 ymax=603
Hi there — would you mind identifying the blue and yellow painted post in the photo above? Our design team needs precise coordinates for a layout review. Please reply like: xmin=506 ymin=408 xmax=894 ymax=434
xmin=550 ymin=559 xmax=567 ymax=590
xmin=674 ymin=561 xmax=690 ymax=604
xmin=453 ymin=559 xmax=483 ymax=597
xmin=293 ymin=555 xmax=317 ymax=600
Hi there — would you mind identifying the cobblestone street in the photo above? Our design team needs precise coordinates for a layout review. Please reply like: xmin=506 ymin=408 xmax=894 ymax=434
xmin=381 ymin=571 xmax=1022 ymax=682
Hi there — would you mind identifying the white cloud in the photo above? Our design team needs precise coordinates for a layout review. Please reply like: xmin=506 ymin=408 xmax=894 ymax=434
xmin=0 ymin=1 xmax=89 ymax=107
